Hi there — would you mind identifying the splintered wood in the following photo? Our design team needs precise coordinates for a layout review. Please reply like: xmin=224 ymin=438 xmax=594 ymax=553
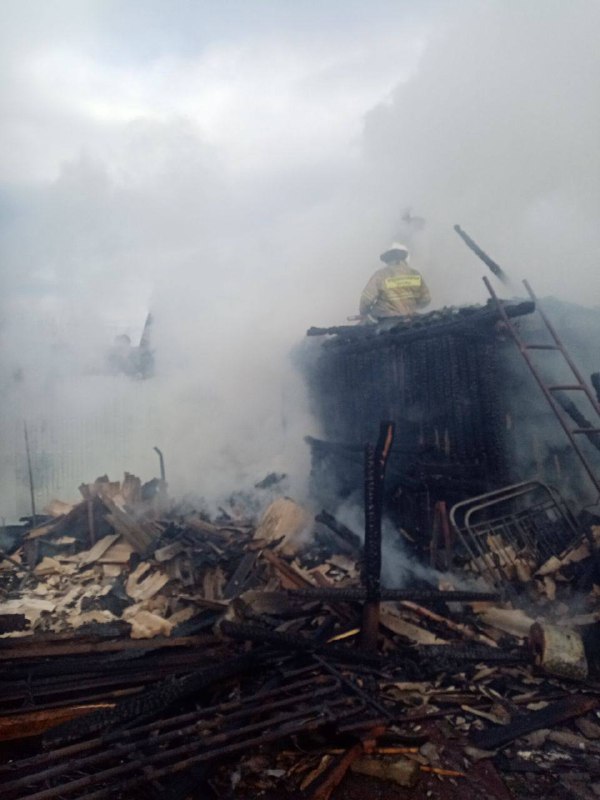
xmin=1 ymin=477 xmax=600 ymax=800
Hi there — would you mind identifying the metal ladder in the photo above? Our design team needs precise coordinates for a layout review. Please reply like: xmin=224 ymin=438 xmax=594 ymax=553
xmin=484 ymin=276 xmax=600 ymax=499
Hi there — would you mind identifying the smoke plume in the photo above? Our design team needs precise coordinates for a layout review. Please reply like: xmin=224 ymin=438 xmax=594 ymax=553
xmin=1 ymin=0 xmax=599 ymax=518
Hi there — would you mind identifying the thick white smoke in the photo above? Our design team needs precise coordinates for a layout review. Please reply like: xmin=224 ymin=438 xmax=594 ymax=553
xmin=1 ymin=0 xmax=599 ymax=519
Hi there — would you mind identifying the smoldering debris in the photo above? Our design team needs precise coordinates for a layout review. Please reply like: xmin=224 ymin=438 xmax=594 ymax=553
xmin=1 ymin=462 xmax=600 ymax=800
xmin=2 ymin=261 xmax=600 ymax=800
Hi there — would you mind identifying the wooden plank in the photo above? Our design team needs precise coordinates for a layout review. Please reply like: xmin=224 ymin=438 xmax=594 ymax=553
xmin=262 ymin=549 xmax=315 ymax=589
xmin=126 ymin=564 xmax=169 ymax=601
xmin=223 ymin=552 xmax=258 ymax=599
xmin=103 ymin=497 xmax=158 ymax=553
xmin=78 ymin=534 xmax=121 ymax=566
xmin=0 ymin=635 xmax=213 ymax=660
xmin=380 ymin=608 xmax=449 ymax=645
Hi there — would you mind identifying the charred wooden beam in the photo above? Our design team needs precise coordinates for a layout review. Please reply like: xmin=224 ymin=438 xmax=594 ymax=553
xmin=454 ymin=224 xmax=509 ymax=284
xmin=220 ymin=620 xmax=383 ymax=668
xmin=287 ymin=587 xmax=498 ymax=603
xmin=555 ymin=392 xmax=600 ymax=452
xmin=223 ymin=551 xmax=258 ymax=598
xmin=6 ymin=676 xmax=365 ymax=800
xmin=315 ymin=510 xmax=363 ymax=553
xmin=361 ymin=422 xmax=394 ymax=650
xmin=0 ymin=614 xmax=29 ymax=634
xmin=473 ymin=695 xmax=600 ymax=751
xmin=43 ymin=651 xmax=261 ymax=747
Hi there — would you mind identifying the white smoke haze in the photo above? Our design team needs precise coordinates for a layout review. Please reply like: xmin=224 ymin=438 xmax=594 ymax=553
xmin=1 ymin=0 xmax=600 ymax=519
xmin=332 ymin=498 xmax=492 ymax=590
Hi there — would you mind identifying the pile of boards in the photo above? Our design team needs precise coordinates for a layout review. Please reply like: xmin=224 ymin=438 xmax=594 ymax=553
xmin=1 ymin=475 xmax=600 ymax=799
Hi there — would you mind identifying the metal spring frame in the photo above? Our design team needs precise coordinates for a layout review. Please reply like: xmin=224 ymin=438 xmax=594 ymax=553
xmin=449 ymin=480 xmax=579 ymax=587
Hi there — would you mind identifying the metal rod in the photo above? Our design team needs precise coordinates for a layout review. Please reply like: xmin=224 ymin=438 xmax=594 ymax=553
xmin=153 ymin=446 xmax=166 ymax=481
xmin=23 ymin=422 xmax=37 ymax=527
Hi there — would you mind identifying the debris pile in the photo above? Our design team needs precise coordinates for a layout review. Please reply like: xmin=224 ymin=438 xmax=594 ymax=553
xmin=2 ymin=470 xmax=600 ymax=799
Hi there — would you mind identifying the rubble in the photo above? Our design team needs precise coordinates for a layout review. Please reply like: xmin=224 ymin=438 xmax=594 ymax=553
xmin=0 ymin=462 xmax=599 ymax=800
xmin=3 ymin=280 xmax=600 ymax=797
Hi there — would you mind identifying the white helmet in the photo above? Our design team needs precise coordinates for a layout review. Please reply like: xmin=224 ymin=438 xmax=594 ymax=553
xmin=380 ymin=242 xmax=409 ymax=263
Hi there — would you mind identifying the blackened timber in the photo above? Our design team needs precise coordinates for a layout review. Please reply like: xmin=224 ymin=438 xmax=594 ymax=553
xmin=223 ymin=551 xmax=258 ymax=599
xmin=0 ymin=634 xmax=211 ymax=661
xmin=10 ymin=691 xmax=358 ymax=800
xmin=420 ymin=644 xmax=528 ymax=669
xmin=555 ymin=393 xmax=600 ymax=452
xmin=303 ymin=302 xmax=521 ymax=532
xmin=1 ymin=677 xmax=332 ymax=778
xmin=6 ymin=681 xmax=345 ymax=798
xmin=43 ymin=651 xmax=261 ymax=747
xmin=315 ymin=510 xmax=363 ymax=552
xmin=306 ymin=301 xmax=532 ymax=342
xmin=312 ymin=655 xmax=394 ymax=719
xmin=362 ymin=443 xmax=378 ymax=601
xmin=0 ymin=614 xmax=29 ymax=634
xmin=453 ymin=225 xmax=509 ymax=283
xmin=286 ymin=588 xmax=498 ymax=603
xmin=220 ymin=620 xmax=383 ymax=668
xmin=361 ymin=422 xmax=394 ymax=650
xmin=474 ymin=695 xmax=600 ymax=751
xmin=218 ymin=621 xmax=523 ymax=676
xmin=37 ymin=707 xmax=356 ymax=800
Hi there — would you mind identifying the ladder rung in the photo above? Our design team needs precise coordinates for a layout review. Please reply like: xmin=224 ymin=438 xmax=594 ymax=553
xmin=548 ymin=385 xmax=586 ymax=391
xmin=571 ymin=428 xmax=600 ymax=435
xmin=523 ymin=344 xmax=560 ymax=350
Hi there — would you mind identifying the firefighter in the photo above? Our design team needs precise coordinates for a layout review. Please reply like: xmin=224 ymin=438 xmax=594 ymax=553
xmin=359 ymin=243 xmax=431 ymax=320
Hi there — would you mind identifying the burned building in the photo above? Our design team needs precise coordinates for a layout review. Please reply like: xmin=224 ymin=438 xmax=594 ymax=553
xmin=302 ymin=297 xmax=600 ymax=542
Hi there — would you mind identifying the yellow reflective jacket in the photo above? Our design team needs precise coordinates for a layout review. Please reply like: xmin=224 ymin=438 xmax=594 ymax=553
xmin=359 ymin=262 xmax=431 ymax=318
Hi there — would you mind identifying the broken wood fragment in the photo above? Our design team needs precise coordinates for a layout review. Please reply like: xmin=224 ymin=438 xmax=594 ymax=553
xmin=223 ymin=552 xmax=258 ymax=599
xmin=315 ymin=510 xmax=362 ymax=553
xmin=77 ymin=534 xmax=121 ymax=566
xmin=125 ymin=563 xmax=169 ymax=601
xmin=380 ymin=608 xmax=449 ymax=645
xmin=262 ymin=549 xmax=315 ymax=589
xmin=103 ymin=496 xmax=158 ymax=554
xmin=304 ymin=743 xmax=364 ymax=800
xmin=0 ymin=614 xmax=29 ymax=634
xmin=0 ymin=704 xmax=114 ymax=742
xmin=351 ymin=756 xmax=420 ymax=787
xmin=530 ymin=622 xmax=588 ymax=680
xmin=399 ymin=600 xmax=498 ymax=648
xmin=254 ymin=498 xmax=312 ymax=557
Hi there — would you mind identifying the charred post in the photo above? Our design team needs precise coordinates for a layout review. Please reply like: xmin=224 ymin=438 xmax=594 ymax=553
xmin=361 ymin=421 xmax=394 ymax=650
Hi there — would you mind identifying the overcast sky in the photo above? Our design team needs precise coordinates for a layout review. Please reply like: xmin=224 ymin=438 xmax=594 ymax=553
xmin=1 ymin=0 xmax=599 ymax=509
xmin=2 ymin=0 xmax=599 ymax=327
